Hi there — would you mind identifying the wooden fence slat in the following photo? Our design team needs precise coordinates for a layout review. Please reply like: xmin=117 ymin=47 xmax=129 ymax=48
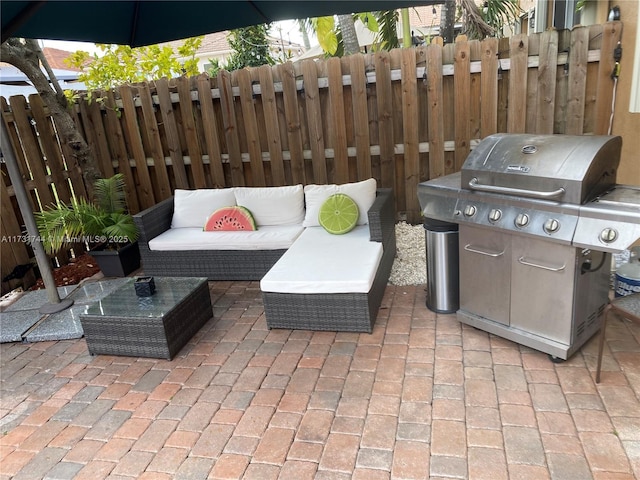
xmin=218 ymin=70 xmax=245 ymax=186
xmin=454 ymin=36 xmax=471 ymax=170
xmin=103 ymin=90 xmax=137 ymax=211
xmin=340 ymin=55 xmax=356 ymax=181
xmin=328 ymin=57 xmax=349 ymax=184
xmin=139 ymin=83 xmax=172 ymax=200
xmin=27 ymin=94 xmax=72 ymax=203
xmin=416 ymin=45 xmax=430 ymax=186
xmin=374 ymin=51 xmax=395 ymax=190
xmin=86 ymin=92 xmax=115 ymax=178
xmin=237 ymin=69 xmax=266 ymax=186
xmin=468 ymin=40 xmax=482 ymax=142
xmin=77 ymin=98 xmax=103 ymax=178
xmin=480 ymin=37 xmax=498 ymax=137
xmin=196 ymin=74 xmax=226 ymax=188
xmin=524 ymin=32 xmax=540 ymax=133
xmin=401 ymin=48 xmax=420 ymax=223
xmin=364 ymin=55 xmax=380 ymax=183
xmin=536 ymin=30 xmax=558 ymax=134
xmin=427 ymin=42 xmax=445 ymax=179
xmin=278 ymin=62 xmax=306 ymax=185
xmin=118 ymin=85 xmax=155 ymax=209
xmin=301 ymin=60 xmax=327 ymax=184
xmin=583 ymin=24 xmax=604 ymax=134
xmin=258 ymin=65 xmax=286 ymax=186
xmin=9 ymin=95 xmax=54 ymax=208
xmin=0 ymin=173 xmax=31 ymax=286
xmin=553 ymin=29 xmax=571 ymax=134
xmin=565 ymin=26 xmax=590 ymax=135
xmin=1 ymin=99 xmax=32 ymax=198
xmin=508 ymin=34 xmax=529 ymax=133
xmin=1 ymin=100 xmax=36 ymax=287
xmin=349 ymin=54 xmax=372 ymax=180
xmin=177 ymin=76 xmax=208 ymax=188
xmin=441 ymin=40 xmax=456 ymax=176
xmin=594 ymin=21 xmax=622 ymax=135
xmin=156 ymin=78 xmax=189 ymax=189
xmin=390 ymin=48 xmax=406 ymax=214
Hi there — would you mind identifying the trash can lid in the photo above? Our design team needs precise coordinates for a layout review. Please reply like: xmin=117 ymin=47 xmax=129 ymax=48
xmin=423 ymin=217 xmax=459 ymax=232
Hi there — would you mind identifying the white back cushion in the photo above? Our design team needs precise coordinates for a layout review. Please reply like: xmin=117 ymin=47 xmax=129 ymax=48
xmin=234 ymin=184 xmax=304 ymax=226
xmin=303 ymin=178 xmax=377 ymax=227
xmin=302 ymin=184 xmax=337 ymax=227
xmin=171 ymin=188 xmax=236 ymax=228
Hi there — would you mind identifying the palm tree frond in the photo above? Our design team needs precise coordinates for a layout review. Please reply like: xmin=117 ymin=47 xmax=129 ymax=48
xmin=103 ymin=213 xmax=139 ymax=243
xmin=35 ymin=174 xmax=138 ymax=255
xmin=374 ymin=10 xmax=400 ymax=51
xmin=93 ymin=173 xmax=127 ymax=214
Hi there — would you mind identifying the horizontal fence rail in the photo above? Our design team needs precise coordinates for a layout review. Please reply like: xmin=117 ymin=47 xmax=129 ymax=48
xmin=0 ymin=23 xmax=622 ymax=292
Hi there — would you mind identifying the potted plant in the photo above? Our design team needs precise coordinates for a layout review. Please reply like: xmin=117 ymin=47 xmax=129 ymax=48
xmin=35 ymin=173 xmax=140 ymax=277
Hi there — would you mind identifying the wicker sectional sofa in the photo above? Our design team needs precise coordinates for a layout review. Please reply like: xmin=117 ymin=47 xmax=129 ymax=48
xmin=133 ymin=182 xmax=396 ymax=332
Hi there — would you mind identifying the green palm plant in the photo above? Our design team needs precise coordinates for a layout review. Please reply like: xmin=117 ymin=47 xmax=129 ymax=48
xmin=36 ymin=174 xmax=138 ymax=256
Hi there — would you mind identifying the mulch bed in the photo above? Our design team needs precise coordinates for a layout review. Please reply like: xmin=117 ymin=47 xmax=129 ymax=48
xmin=29 ymin=253 xmax=101 ymax=290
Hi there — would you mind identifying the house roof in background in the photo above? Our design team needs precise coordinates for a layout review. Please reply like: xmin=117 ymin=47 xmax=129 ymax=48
xmin=0 ymin=61 xmax=85 ymax=98
xmin=41 ymin=47 xmax=82 ymax=71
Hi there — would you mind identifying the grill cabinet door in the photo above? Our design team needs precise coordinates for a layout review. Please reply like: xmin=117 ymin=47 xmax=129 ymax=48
xmin=459 ymin=226 xmax=511 ymax=325
xmin=510 ymin=238 xmax=576 ymax=345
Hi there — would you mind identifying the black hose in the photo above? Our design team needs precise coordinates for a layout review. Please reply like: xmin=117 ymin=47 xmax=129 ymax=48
xmin=582 ymin=251 xmax=607 ymax=274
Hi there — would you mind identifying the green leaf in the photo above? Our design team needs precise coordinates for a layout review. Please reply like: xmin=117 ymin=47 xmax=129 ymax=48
xmin=358 ymin=13 xmax=379 ymax=32
xmin=316 ymin=16 xmax=338 ymax=55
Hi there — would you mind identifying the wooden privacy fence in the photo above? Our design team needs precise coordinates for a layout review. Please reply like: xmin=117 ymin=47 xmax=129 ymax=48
xmin=0 ymin=22 xmax=622 ymax=291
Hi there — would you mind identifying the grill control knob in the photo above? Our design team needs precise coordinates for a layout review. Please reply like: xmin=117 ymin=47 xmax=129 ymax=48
xmin=543 ymin=219 xmax=560 ymax=234
xmin=515 ymin=213 xmax=529 ymax=228
xmin=463 ymin=205 xmax=477 ymax=217
xmin=600 ymin=228 xmax=618 ymax=243
xmin=488 ymin=209 xmax=502 ymax=223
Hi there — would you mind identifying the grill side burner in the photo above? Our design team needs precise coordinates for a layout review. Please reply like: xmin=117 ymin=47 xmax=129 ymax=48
xmin=417 ymin=133 xmax=639 ymax=360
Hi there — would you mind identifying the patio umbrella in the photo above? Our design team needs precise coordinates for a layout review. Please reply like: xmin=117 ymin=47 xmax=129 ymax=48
xmin=1 ymin=0 xmax=438 ymax=311
xmin=2 ymin=1 xmax=438 ymax=46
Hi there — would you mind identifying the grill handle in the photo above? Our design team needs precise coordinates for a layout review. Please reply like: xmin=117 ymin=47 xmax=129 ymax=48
xmin=518 ymin=256 xmax=566 ymax=272
xmin=463 ymin=244 xmax=505 ymax=257
xmin=468 ymin=177 xmax=566 ymax=199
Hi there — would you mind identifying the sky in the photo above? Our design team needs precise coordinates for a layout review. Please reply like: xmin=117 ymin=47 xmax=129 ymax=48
xmin=41 ymin=39 xmax=102 ymax=55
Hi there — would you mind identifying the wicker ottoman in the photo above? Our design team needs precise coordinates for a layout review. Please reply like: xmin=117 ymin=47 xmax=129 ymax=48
xmin=260 ymin=225 xmax=394 ymax=333
xmin=80 ymin=277 xmax=211 ymax=359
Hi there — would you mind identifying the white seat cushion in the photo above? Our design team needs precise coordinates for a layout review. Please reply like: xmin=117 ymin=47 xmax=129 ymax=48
xmin=260 ymin=225 xmax=383 ymax=294
xmin=148 ymin=225 xmax=304 ymax=251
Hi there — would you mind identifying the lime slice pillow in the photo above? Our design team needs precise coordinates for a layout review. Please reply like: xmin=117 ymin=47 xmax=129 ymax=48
xmin=318 ymin=193 xmax=359 ymax=235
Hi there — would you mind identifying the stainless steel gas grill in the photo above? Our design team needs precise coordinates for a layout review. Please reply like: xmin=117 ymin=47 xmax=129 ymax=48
xmin=418 ymin=133 xmax=640 ymax=360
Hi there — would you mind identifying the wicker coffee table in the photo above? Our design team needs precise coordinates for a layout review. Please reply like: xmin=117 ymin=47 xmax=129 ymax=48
xmin=80 ymin=277 xmax=211 ymax=359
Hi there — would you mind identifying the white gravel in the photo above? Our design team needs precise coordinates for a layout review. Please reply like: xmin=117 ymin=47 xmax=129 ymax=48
xmin=389 ymin=221 xmax=427 ymax=286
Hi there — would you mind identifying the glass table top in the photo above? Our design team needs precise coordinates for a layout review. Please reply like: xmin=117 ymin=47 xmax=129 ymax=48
xmin=83 ymin=277 xmax=208 ymax=319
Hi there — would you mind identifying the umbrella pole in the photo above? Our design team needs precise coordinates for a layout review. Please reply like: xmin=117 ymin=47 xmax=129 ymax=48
xmin=1 ymin=121 xmax=73 ymax=314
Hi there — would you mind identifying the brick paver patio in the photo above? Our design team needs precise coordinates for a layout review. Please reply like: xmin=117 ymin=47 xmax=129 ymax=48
xmin=1 ymin=282 xmax=639 ymax=479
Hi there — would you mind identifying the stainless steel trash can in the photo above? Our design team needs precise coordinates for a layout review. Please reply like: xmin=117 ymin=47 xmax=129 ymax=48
xmin=424 ymin=218 xmax=459 ymax=314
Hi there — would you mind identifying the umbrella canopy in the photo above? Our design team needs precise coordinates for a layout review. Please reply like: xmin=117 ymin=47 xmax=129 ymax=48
xmin=2 ymin=0 xmax=438 ymax=47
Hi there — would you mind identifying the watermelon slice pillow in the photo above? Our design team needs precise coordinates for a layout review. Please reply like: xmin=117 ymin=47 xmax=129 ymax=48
xmin=204 ymin=206 xmax=257 ymax=231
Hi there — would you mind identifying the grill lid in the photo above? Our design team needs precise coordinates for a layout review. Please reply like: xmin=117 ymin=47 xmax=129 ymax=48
xmin=460 ymin=134 xmax=621 ymax=205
